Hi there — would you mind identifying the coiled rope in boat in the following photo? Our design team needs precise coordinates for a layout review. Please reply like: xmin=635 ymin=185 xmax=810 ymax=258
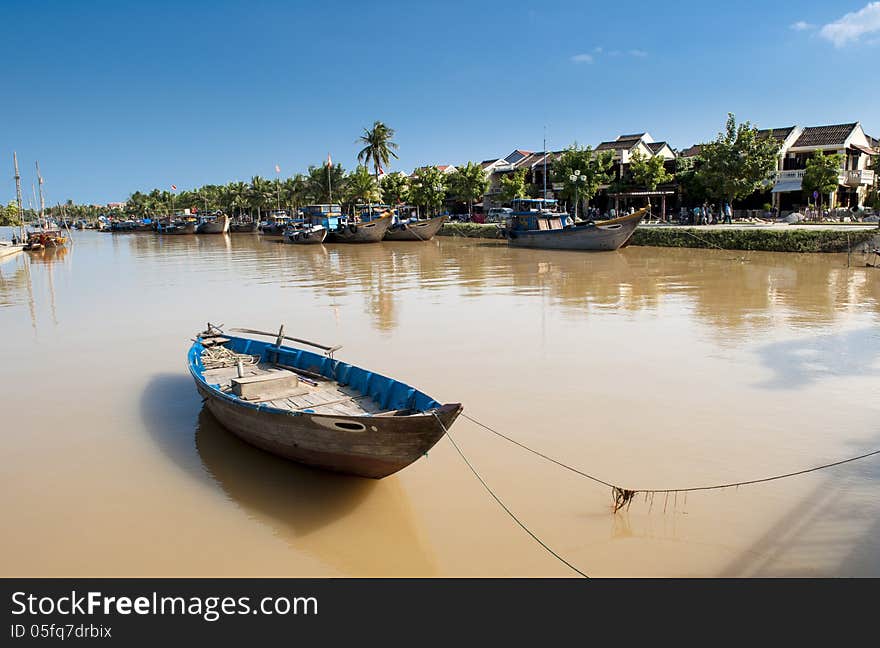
xmin=200 ymin=345 xmax=261 ymax=371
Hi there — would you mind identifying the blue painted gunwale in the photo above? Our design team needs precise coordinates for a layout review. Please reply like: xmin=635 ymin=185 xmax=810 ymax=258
xmin=188 ymin=335 xmax=441 ymax=417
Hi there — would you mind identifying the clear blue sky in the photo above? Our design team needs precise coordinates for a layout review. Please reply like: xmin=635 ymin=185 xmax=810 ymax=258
xmin=1 ymin=0 xmax=878 ymax=204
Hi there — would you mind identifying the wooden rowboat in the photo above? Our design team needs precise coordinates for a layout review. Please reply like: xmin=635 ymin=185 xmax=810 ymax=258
xmin=189 ymin=325 xmax=462 ymax=478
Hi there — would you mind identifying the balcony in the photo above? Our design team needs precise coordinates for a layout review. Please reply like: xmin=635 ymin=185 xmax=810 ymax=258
xmin=843 ymin=169 xmax=875 ymax=186
xmin=771 ymin=168 xmax=876 ymax=188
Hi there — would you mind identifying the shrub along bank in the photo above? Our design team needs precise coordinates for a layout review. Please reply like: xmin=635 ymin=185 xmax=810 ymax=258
xmin=439 ymin=222 xmax=879 ymax=252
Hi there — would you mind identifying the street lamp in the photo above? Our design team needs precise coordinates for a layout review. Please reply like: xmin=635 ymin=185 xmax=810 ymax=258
xmin=569 ymin=171 xmax=587 ymax=221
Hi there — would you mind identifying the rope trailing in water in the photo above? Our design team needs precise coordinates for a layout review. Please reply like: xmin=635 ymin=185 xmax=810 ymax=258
xmin=460 ymin=413 xmax=880 ymax=513
xmin=432 ymin=413 xmax=589 ymax=578
xmin=200 ymin=345 xmax=261 ymax=371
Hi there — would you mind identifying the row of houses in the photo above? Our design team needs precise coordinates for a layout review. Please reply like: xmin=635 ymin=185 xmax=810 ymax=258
xmin=405 ymin=121 xmax=877 ymax=216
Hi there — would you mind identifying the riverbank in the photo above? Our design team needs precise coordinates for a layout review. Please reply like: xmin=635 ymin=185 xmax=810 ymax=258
xmin=439 ymin=222 xmax=880 ymax=252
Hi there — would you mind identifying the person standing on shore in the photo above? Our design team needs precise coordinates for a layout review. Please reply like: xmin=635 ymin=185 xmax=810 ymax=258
xmin=723 ymin=201 xmax=732 ymax=224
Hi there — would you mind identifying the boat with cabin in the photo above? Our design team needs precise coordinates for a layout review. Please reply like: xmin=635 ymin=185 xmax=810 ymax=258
xmin=259 ymin=211 xmax=293 ymax=237
xmin=189 ymin=324 xmax=462 ymax=478
xmin=504 ymin=198 xmax=646 ymax=251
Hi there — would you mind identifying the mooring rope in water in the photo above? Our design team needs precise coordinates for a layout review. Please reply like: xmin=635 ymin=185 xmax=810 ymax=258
xmin=433 ymin=413 xmax=589 ymax=578
xmin=460 ymin=413 xmax=880 ymax=512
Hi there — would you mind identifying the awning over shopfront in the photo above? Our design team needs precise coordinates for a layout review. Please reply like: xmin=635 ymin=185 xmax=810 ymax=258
xmin=771 ymin=179 xmax=802 ymax=193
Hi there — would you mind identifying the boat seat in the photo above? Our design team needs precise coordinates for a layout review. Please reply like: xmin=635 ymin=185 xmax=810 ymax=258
xmin=231 ymin=369 xmax=309 ymax=401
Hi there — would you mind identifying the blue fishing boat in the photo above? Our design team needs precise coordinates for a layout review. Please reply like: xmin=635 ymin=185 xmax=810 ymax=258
xmin=189 ymin=325 xmax=462 ymax=478
xmin=504 ymin=198 xmax=647 ymax=251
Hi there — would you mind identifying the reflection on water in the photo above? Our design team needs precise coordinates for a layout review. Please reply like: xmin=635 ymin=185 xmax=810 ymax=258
xmin=756 ymin=328 xmax=880 ymax=389
xmin=2 ymin=231 xmax=880 ymax=577
xmin=140 ymin=373 xmax=436 ymax=575
xmin=195 ymin=409 xmax=437 ymax=576
xmin=115 ymin=232 xmax=880 ymax=336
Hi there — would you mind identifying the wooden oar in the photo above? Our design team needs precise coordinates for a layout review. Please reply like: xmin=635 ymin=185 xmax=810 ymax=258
xmin=230 ymin=326 xmax=342 ymax=355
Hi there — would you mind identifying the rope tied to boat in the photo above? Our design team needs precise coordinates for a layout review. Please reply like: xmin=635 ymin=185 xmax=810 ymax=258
xmin=459 ymin=413 xmax=880 ymax=513
xmin=431 ymin=412 xmax=589 ymax=578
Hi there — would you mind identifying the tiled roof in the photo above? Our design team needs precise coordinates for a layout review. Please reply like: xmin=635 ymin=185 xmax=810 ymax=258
xmin=792 ymin=123 xmax=858 ymax=148
xmin=756 ymin=126 xmax=796 ymax=142
xmin=616 ymin=133 xmax=645 ymax=141
xmin=679 ymin=144 xmax=702 ymax=157
xmin=596 ymin=140 xmax=627 ymax=151
xmin=647 ymin=141 xmax=670 ymax=153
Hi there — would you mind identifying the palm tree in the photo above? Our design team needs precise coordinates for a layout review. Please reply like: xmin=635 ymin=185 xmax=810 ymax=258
xmin=226 ymin=181 xmax=249 ymax=217
xmin=357 ymin=121 xmax=399 ymax=182
xmin=249 ymin=176 xmax=274 ymax=220
xmin=345 ymin=165 xmax=380 ymax=210
xmin=306 ymin=163 xmax=347 ymax=204
xmin=282 ymin=174 xmax=307 ymax=213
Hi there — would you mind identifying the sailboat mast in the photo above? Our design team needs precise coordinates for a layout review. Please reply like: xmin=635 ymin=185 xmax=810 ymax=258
xmin=36 ymin=161 xmax=45 ymax=222
xmin=14 ymin=152 xmax=25 ymax=241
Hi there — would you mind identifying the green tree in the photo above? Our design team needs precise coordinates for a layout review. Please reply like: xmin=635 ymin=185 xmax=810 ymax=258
xmin=696 ymin=113 xmax=780 ymax=210
xmin=674 ymin=156 xmax=706 ymax=207
xmin=630 ymin=150 xmax=672 ymax=200
xmin=305 ymin=162 xmax=347 ymax=204
xmin=281 ymin=174 xmax=308 ymax=212
xmin=409 ymin=166 xmax=447 ymax=216
xmin=801 ymin=150 xmax=843 ymax=211
xmin=552 ymin=143 xmax=614 ymax=215
xmin=0 ymin=200 xmax=20 ymax=226
xmin=345 ymin=165 xmax=380 ymax=207
xmin=357 ymin=121 xmax=399 ymax=182
xmin=629 ymin=149 xmax=673 ymax=219
xmin=380 ymin=173 xmax=410 ymax=205
xmin=448 ymin=162 xmax=488 ymax=218
xmin=497 ymin=168 xmax=528 ymax=203
xmin=249 ymin=176 xmax=274 ymax=219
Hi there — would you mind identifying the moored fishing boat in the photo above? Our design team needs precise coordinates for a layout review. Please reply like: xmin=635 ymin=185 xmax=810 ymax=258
xmin=230 ymin=218 xmax=258 ymax=233
xmin=283 ymin=222 xmax=327 ymax=244
xmin=189 ymin=325 xmax=462 ymax=478
xmin=504 ymin=198 xmax=647 ymax=251
xmin=157 ymin=219 xmax=197 ymax=234
xmin=26 ymin=226 xmax=66 ymax=249
xmin=325 ymin=205 xmax=393 ymax=243
xmin=259 ymin=212 xmax=292 ymax=237
xmin=385 ymin=213 xmax=447 ymax=241
xmin=196 ymin=213 xmax=230 ymax=234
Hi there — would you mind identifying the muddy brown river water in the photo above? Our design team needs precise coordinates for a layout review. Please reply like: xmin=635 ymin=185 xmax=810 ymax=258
xmin=1 ymin=229 xmax=879 ymax=577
